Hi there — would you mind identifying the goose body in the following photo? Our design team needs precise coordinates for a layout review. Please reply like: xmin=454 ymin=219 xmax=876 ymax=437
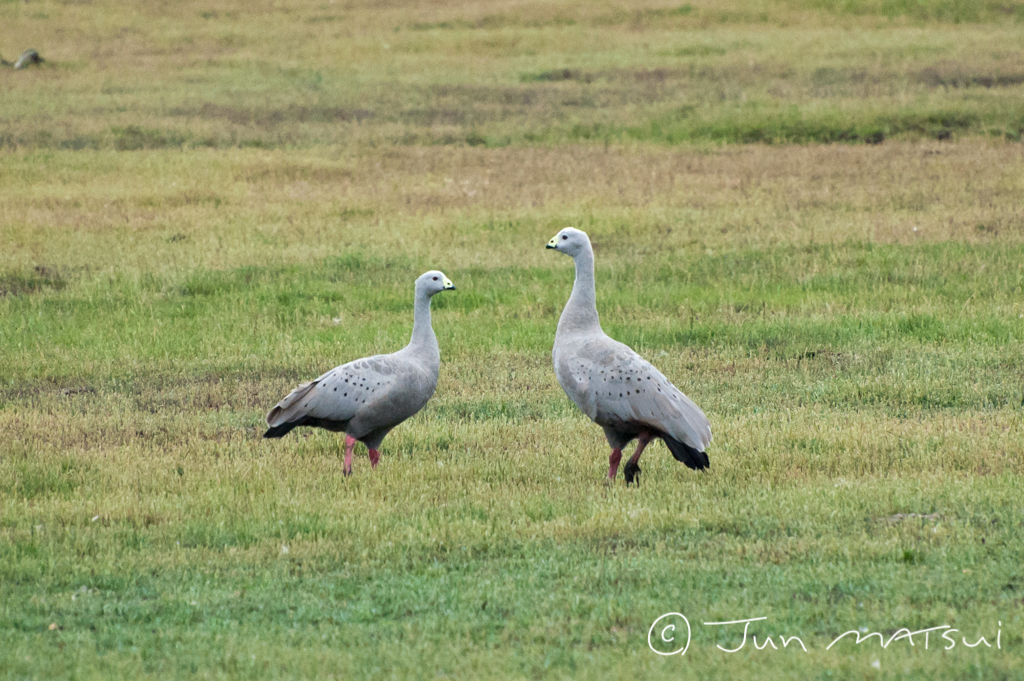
xmin=264 ymin=270 xmax=455 ymax=474
xmin=13 ymin=49 xmax=44 ymax=69
xmin=547 ymin=228 xmax=711 ymax=483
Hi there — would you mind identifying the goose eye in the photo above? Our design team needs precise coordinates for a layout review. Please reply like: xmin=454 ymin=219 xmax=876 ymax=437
xmin=432 ymin=276 xmax=438 ymax=281
xmin=562 ymin=235 xmax=568 ymax=240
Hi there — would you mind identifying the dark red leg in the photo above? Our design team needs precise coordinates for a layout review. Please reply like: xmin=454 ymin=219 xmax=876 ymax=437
xmin=608 ymin=448 xmax=622 ymax=481
xmin=624 ymin=432 xmax=653 ymax=485
xmin=368 ymin=448 xmax=381 ymax=469
xmin=343 ymin=434 xmax=356 ymax=476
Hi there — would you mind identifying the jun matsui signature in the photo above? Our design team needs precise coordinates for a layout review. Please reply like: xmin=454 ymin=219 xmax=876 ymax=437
xmin=648 ymin=613 xmax=1005 ymax=656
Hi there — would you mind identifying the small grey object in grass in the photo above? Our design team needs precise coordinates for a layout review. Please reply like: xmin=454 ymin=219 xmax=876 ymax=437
xmin=886 ymin=512 xmax=941 ymax=523
xmin=13 ymin=49 xmax=44 ymax=69
xmin=547 ymin=228 xmax=712 ymax=485
xmin=263 ymin=271 xmax=456 ymax=475
xmin=62 ymin=387 xmax=96 ymax=396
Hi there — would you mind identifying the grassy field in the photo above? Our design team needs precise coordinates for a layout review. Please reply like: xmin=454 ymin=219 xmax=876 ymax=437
xmin=3 ymin=1 xmax=1024 ymax=679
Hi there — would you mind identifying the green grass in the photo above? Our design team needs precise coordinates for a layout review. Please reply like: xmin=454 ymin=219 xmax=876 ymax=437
xmin=2 ymin=144 xmax=1023 ymax=679
xmin=794 ymin=0 xmax=1024 ymax=22
xmin=2 ymin=0 xmax=1024 ymax=678
xmin=3 ymin=0 xmax=1024 ymax=150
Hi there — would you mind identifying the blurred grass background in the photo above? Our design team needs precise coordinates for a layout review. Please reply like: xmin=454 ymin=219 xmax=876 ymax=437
xmin=4 ymin=0 xmax=1024 ymax=149
xmin=2 ymin=1 xmax=1024 ymax=679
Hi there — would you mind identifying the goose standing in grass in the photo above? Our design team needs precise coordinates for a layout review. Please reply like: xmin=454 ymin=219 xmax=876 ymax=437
xmin=3 ymin=49 xmax=44 ymax=68
xmin=264 ymin=271 xmax=456 ymax=475
xmin=547 ymin=228 xmax=711 ymax=484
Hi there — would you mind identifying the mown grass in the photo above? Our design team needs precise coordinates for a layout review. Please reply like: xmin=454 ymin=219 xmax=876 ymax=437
xmin=3 ymin=0 xmax=1024 ymax=150
xmin=795 ymin=0 xmax=1024 ymax=22
xmin=2 ymin=0 xmax=1024 ymax=679
xmin=2 ymin=141 xmax=1023 ymax=679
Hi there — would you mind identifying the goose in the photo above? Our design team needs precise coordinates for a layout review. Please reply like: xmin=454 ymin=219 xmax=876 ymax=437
xmin=264 ymin=270 xmax=455 ymax=474
xmin=13 ymin=49 xmax=44 ymax=69
xmin=547 ymin=228 xmax=711 ymax=484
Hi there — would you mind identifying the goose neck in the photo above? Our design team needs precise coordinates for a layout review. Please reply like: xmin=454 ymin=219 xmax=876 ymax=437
xmin=409 ymin=288 xmax=439 ymax=355
xmin=558 ymin=246 xmax=601 ymax=335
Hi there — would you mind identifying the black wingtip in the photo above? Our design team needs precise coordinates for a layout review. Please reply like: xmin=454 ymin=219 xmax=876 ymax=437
xmin=663 ymin=435 xmax=710 ymax=471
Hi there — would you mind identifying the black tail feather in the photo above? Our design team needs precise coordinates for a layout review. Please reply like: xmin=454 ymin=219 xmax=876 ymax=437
xmin=264 ymin=416 xmax=349 ymax=439
xmin=663 ymin=435 xmax=709 ymax=470
xmin=263 ymin=421 xmax=300 ymax=438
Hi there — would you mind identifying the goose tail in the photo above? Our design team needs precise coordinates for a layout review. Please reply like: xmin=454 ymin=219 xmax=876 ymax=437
xmin=263 ymin=421 xmax=301 ymax=438
xmin=663 ymin=435 xmax=709 ymax=471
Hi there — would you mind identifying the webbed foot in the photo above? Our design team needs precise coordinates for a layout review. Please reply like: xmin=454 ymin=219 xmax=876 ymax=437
xmin=624 ymin=461 xmax=641 ymax=486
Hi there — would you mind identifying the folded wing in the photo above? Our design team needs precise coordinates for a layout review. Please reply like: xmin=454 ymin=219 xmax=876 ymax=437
xmin=573 ymin=338 xmax=712 ymax=452
xmin=266 ymin=355 xmax=404 ymax=432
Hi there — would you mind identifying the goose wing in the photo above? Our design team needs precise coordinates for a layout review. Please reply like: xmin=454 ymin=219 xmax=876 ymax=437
xmin=560 ymin=336 xmax=711 ymax=451
xmin=266 ymin=354 xmax=408 ymax=429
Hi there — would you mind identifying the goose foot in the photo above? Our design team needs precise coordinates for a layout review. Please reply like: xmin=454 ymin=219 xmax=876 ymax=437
xmin=624 ymin=433 xmax=652 ymax=486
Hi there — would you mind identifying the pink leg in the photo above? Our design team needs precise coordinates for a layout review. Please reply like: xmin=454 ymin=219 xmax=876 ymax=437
xmin=624 ymin=432 xmax=653 ymax=485
xmin=343 ymin=434 xmax=356 ymax=476
xmin=368 ymin=448 xmax=380 ymax=469
xmin=608 ymin=448 xmax=622 ymax=481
